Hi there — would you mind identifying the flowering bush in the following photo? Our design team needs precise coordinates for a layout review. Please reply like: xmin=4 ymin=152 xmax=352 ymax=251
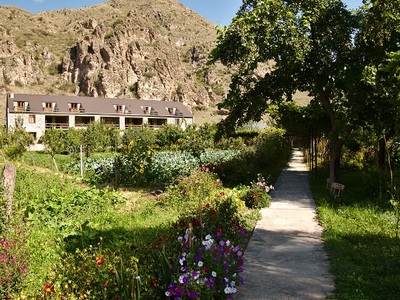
xmin=166 ymin=230 xmax=245 ymax=299
xmin=0 ymin=213 xmax=30 ymax=299
xmin=0 ymin=235 xmax=30 ymax=298
xmin=164 ymin=183 xmax=250 ymax=299
xmin=41 ymin=239 xmax=141 ymax=299
xmin=243 ymin=173 xmax=273 ymax=209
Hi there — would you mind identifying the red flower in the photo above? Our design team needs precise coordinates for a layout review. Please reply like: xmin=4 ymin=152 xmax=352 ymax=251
xmin=44 ymin=283 xmax=54 ymax=294
xmin=95 ymin=256 xmax=104 ymax=267
xmin=151 ymin=278 xmax=159 ymax=288
xmin=179 ymin=220 xmax=186 ymax=227
xmin=192 ymin=218 xmax=201 ymax=226
xmin=210 ymin=209 xmax=216 ymax=216
xmin=205 ymin=203 xmax=210 ymax=208
xmin=220 ymin=192 xmax=225 ymax=197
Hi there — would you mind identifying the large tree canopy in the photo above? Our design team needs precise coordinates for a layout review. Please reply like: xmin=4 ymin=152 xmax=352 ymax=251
xmin=210 ymin=0 xmax=399 ymax=182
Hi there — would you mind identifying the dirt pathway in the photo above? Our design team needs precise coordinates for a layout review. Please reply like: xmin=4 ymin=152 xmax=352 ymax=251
xmin=235 ymin=149 xmax=335 ymax=299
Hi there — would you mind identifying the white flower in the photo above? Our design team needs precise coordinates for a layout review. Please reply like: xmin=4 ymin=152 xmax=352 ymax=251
xmin=224 ymin=286 xmax=237 ymax=294
xmin=205 ymin=234 xmax=212 ymax=240
xmin=212 ymin=271 xmax=217 ymax=277
xmin=198 ymin=261 xmax=203 ymax=267
xmin=165 ymin=291 xmax=171 ymax=296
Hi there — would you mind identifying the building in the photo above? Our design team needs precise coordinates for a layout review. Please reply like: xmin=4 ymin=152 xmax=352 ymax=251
xmin=6 ymin=93 xmax=193 ymax=143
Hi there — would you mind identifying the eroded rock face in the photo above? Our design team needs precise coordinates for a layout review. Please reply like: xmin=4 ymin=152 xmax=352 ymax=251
xmin=0 ymin=0 xmax=230 ymax=109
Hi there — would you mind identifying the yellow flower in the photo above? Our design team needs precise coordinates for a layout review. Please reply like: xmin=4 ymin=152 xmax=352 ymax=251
xmin=147 ymin=150 xmax=151 ymax=156
xmin=129 ymin=140 xmax=134 ymax=146
xmin=139 ymin=168 xmax=144 ymax=174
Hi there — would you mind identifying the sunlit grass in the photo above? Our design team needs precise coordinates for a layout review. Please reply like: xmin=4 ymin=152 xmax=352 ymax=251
xmin=311 ymin=168 xmax=400 ymax=300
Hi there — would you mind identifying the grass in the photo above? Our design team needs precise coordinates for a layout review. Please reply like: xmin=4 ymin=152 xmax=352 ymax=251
xmin=310 ymin=167 xmax=400 ymax=300
xmin=2 ymin=149 xmax=264 ymax=297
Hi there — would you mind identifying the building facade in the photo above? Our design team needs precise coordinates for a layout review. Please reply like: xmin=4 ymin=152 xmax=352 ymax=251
xmin=6 ymin=93 xmax=193 ymax=142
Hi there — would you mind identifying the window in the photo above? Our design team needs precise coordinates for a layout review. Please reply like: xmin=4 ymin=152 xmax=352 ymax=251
xmin=116 ymin=105 xmax=123 ymax=113
xmin=14 ymin=101 xmax=27 ymax=112
xmin=70 ymin=103 xmax=78 ymax=112
xmin=142 ymin=106 xmax=151 ymax=115
xmin=167 ymin=107 xmax=176 ymax=115
xmin=29 ymin=115 xmax=36 ymax=124
xmin=43 ymin=102 xmax=53 ymax=112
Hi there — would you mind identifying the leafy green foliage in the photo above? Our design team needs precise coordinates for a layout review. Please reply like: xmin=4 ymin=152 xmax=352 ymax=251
xmin=216 ymin=127 xmax=292 ymax=187
xmin=42 ymin=240 xmax=141 ymax=300
xmin=310 ymin=168 xmax=400 ymax=300
xmin=0 ymin=127 xmax=34 ymax=161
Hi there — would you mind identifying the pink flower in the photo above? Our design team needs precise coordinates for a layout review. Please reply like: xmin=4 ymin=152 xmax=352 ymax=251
xmin=0 ymin=253 xmax=6 ymax=262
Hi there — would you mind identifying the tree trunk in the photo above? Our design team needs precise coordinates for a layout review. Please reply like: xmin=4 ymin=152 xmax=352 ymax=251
xmin=52 ymin=155 xmax=59 ymax=172
xmin=329 ymin=136 xmax=343 ymax=183
xmin=377 ymin=137 xmax=386 ymax=169
xmin=2 ymin=164 xmax=17 ymax=223
xmin=377 ymin=129 xmax=395 ymax=170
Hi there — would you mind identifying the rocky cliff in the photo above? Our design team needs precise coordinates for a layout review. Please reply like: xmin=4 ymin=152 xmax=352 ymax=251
xmin=0 ymin=0 xmax=231 ymax=113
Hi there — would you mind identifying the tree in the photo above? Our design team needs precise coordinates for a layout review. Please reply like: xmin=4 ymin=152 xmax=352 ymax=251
xmin=210 ymin=0 xmax=358 ymax=182
xmin=0 ymin=127 xmax=34 ymax=161
xmin=41 ymin=128 xmax=67 ymax=172
xmin=348 ymin=0 xmax=400 ymax=169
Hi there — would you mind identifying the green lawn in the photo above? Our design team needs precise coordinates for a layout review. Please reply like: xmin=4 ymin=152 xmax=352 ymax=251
xmin=311 ymin=168 xmax=400 ymax=300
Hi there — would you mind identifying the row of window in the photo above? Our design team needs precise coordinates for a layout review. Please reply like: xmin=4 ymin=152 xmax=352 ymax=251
xmin=25 ymin=115 xmax=181 ymax=126
xmin=14 ymin=101 xmax=181 ymax=115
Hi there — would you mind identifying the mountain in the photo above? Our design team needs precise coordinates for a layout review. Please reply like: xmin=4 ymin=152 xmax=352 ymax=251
xmin=0 ymin=0 xmax=232 ymax=124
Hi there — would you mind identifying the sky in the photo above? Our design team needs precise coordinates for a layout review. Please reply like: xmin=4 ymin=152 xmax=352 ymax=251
xmin=0 ymin=0 xmax=364 ymax=26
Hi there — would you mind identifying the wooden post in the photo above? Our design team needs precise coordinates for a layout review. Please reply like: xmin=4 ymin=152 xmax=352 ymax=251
xmin=2 ymin=164 xmax=17 ymax=222
xmin=114 ymin=157 xmax=120 ymax=190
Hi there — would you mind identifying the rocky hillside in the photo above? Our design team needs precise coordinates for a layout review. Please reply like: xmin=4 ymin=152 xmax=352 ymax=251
xmin=0 ymin=0 xmax=233 ymax=124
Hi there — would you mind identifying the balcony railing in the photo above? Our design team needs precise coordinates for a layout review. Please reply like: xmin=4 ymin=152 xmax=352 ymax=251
xmin=45 ymin=123 xmax=69 ymax=129
xmin=14 ymin=107 xmax=28 ymax=112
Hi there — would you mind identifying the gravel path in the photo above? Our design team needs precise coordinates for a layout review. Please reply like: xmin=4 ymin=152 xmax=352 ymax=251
xmin=234 ymin=149 xmax=335 ymax=299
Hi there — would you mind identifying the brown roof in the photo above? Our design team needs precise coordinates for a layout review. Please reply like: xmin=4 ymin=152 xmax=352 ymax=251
xmin=7 ymin=94 xmax=193 ymax=118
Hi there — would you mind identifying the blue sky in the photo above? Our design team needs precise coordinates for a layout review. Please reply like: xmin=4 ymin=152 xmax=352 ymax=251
xmin=0 ymin=0 xmax=363 ymax=26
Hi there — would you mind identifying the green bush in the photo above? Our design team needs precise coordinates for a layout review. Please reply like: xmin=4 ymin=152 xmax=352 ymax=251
xmin=243 ymin=174 xmax=273 ymax=209
xmin=216 ymin=127 xmax=291 ymax=187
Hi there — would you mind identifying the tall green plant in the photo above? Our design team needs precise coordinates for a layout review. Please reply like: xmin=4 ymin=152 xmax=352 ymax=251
xmin=0 ymin=127 xmax=34 ymax=161
xmin=41 ymin=128 xmax=67 ymax=172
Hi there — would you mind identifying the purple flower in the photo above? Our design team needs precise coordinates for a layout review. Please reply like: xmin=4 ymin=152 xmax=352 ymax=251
xmin=187 ymin=290 xmax=199 ymax=298
xmin=176 ymin=285 xmax=183 ymax=296
xmin=237 ymin=258 xmax=244 ymax=267
xmin=215 ymin=232 xmax=222 ymax=238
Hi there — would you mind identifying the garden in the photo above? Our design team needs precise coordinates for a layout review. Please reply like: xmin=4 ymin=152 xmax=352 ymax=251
xmin=0 ymin=123 xmax=292 ymax=299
